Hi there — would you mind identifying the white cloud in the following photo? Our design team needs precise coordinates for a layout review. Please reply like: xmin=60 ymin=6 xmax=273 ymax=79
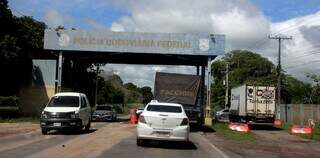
xmin=85 ymin=18 xmax=109 ymax=31
xmin=106 ymin=0 xmax=272 ymax=87
xmin=107 ymin=0 xmax=320 ymax=86
xmin=43 ymin=9 xmax=74 ymax=28
xmin=111 ymin=0 xmax=270 ymax=50
xmin=269 ymin=11 xmax=320 ymax=82
xmin=103 ymin=64 xmax=196 ymax=89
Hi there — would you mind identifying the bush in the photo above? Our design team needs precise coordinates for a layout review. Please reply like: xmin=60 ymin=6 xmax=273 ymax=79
xmin=0 ymin=96 xmax=19 ymax=107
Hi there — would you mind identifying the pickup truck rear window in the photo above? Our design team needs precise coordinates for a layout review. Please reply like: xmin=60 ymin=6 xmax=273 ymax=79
xmin=47 ymin=96 xmax=80 ymax=107
xmin=146 ymin=105 xmax=182 ymax=113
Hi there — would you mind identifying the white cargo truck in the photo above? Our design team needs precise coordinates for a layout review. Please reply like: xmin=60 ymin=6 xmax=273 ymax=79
xmin=229 ymin=85 xmax=276 ymax=124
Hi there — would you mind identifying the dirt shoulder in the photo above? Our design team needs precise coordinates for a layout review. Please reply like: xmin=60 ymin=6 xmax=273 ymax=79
xmin=0 ymin=123 xmax=39 ymax=138
xmin=205 ymin=126 xmax=320 ymax=158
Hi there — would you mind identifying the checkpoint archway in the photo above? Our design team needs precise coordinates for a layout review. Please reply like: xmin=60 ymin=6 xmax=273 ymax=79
xmin=44 ymin=30 xmax=225 ymax=125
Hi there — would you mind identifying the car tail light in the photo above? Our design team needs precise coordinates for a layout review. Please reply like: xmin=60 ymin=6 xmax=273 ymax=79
xmin=180 ymin=118 xmax=189 ymax=126
xmin=139 ymin=115 xmax=146 ymax=124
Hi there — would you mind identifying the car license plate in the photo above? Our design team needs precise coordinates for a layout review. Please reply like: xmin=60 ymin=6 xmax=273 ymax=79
xmin=157 ymin=131 xmax=170 ymax=137
xmin=53 ymin=122 xmax=61 ymax=126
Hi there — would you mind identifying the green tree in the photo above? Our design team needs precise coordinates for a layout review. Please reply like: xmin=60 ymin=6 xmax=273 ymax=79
xmin=0 ymin=0 xmax=48 ymax=96
xmin=282 ymin=75 xmax=313 ymax=104
xmin=211 ymin=50 xmax=277 ymax=109
xmin=306 ymin=73 xmax=320 ymax=103
xmin=211 ymin=50 xmax=314 ymax=109
xmin=139 ymin=86 xmax=153 ymax=104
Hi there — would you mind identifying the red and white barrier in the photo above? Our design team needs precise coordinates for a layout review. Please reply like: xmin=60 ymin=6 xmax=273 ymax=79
xmin=290 ymin=125 xmax=313 ymax=135
xmin=228 ymin=122 xmax=250 ymax=133
xmin=274 ymin=119 xmax=281 ymax=126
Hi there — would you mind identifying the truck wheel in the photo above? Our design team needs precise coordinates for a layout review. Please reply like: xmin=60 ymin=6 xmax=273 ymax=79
xmin=136 ymin=139 xmax=144 ymax=146
xmin=85 ymin=119 xmax=91 ymax=131
xmin=41 ymin=128 xmax=48 ymax=135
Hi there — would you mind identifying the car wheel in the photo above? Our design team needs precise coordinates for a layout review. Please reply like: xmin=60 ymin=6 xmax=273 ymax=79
xmin=41 ymin=128 xmax=48 ymax=135
xmin=85 ymin=119 xmax=91 ymax=131
xmin=136 ymin=138 xmax=144 ymax=146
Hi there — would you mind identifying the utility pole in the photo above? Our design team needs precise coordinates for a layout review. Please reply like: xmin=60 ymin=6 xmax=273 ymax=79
xmin=225 ymin=63 xmax=229 ymax=109
xmin=268 ymin=35 xmax=292 ymax=114
xmin=94 ymin=65 xmax=100 ymax=106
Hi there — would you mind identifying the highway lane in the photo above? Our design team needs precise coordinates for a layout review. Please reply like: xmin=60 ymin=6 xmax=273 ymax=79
xmin=0 ymin=122 xmax=227 ymax=158
xmin=98 ymin=132 xmax=228 ymax=158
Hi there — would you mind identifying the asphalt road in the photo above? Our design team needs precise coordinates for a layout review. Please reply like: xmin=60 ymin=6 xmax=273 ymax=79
xmin=0 ymin=121 xmax=227 ymax=158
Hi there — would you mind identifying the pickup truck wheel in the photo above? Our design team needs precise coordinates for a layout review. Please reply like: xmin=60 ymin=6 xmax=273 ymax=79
xmin=85 ymin=119 xmax=91 ymax=131
xmin=136 ymin=139 xmax=144 ymax=146
xmin=41 ymin=128 xmax=48 ymax=135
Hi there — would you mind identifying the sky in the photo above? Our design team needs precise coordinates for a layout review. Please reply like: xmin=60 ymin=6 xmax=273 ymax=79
xmin=8 ymin=0 xmax=320 ymax=88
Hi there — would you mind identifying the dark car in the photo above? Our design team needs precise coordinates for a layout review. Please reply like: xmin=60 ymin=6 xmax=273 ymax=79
xmin=92 ymin=105 xmax=117 ymax=121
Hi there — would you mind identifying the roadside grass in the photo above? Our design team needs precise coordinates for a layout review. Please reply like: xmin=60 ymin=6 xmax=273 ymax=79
xmin=280 ymin=122 xmax=320 ymax=142
xmin=212 ymin=122 xmax=256 ymax=142
xmin=0 ymin=106 xmax=19 ymax=111
xmin=0 ymin=107 xmax=39 ymax=123
xmin=0 ymin=117 xmax=39 ymax=123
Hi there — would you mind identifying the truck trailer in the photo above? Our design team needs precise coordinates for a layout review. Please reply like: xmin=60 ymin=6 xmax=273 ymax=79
xmin=154 ymin=72 xmax=202 ymax=124
xmin=229 ymin=85 xmax=276 ymax=124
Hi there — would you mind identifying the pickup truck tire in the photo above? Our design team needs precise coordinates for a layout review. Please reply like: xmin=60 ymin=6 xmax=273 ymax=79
xmin=41 ymin=128 xmax=48 ymax=135
xmin=136 ymin=138 xmax=144 ymax=146
xmin=85 ymin=119 xmax=91 ymax=131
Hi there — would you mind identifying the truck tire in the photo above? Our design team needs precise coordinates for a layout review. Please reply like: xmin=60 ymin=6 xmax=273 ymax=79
xmin=136 ymin=138 xmax=144 ymax=146
xmin=41 ymin=128 xmax=48 ymax=135
xmin=85 ymin=119 xmax=91 ymax=131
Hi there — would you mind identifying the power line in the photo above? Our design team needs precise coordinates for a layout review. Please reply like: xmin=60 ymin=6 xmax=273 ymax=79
xmin=284 ymin=60 xmax=320 ymax=69
xmin=9 ymin=6 xmax=29 ymax=17
xmin=283 ymin=49 xmax=320 ymax=62
xmin=246 ymin=16 xmax=320 ymax=51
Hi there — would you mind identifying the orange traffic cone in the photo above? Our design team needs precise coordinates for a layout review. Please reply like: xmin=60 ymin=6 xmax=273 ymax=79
xmin=290 ymin=125 xmax=312 ymax=135
xmin=129 ymin=109 xmax=138 ymax=124
xmin=228 ymin=122 xmax=250 ymax=133
xmin=274 ymin=119 xmax=282 ymax=126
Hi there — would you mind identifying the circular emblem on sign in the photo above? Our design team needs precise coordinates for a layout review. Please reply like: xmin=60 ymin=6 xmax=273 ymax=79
xmin=58 ymin=33 xmax=70 ymax=47
xmin=199 ymin=38 xmax=210 ymax=51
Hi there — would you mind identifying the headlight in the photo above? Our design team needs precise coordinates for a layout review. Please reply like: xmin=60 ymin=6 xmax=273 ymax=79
xmin=70 ymin=112 xmax=79 ymax=119
xmin=41 ymin=111 xmax=48 ymax=119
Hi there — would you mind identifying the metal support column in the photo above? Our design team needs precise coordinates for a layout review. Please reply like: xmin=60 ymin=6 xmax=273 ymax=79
xmin=57 ymin=51 xmax=63 ymax=93
xmin=205 ymin=57 xmax=212 ymax=126
xmin=196 ymin=66 xmax=200 ymax=75
xmin=200 ymin=65 xmax=205 ymax=125
xmin=94 ymin=65 xmax=100 ymax=106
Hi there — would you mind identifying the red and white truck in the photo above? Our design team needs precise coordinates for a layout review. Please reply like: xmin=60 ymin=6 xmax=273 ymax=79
xmin=229 ymin=85 xmax=276 ymax=124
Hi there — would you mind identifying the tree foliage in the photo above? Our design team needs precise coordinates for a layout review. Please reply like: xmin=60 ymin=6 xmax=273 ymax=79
xmin=97 ymin=74 xmax=153 ymax=105
xmin=0 ymin=0 xmax=49 ymax=96
xmin=211 ymin=50 xmax=317 ymax=109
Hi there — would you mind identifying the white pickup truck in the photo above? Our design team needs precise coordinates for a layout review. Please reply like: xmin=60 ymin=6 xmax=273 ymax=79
xmin=40 ymin=92 xmax=92 ymax=134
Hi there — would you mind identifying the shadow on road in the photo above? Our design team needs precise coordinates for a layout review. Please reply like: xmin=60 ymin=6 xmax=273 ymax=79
xmin=142 ymin=140 xmax=197 ymax=150
xmin=49 ymin=129 xmax=97 ymax=135
xmin=190 ymin=124 xmax=216 ymax=133
xmin=249 ymin=124 xmax=282 ymax=131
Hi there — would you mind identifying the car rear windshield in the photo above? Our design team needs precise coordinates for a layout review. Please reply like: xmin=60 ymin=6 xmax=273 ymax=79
xmin=47 ymin=96 xmax=79 ymax=107
xmin=96 ymin=106 xmax=111 ymax=110
xmin=146 ymin=105 xmax=182 ymax=113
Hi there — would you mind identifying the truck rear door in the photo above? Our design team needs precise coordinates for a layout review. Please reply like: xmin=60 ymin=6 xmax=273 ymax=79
xmin=246 ymin=86 xmax=275 ymax=116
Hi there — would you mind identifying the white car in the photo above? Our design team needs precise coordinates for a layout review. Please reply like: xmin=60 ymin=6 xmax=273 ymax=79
xmin=136 ymin=107 xmax=145 ymax=116
xmin=136 ymin=100 xmax=190 ymax=146
xmin=40 ymin=92 xmax=92 ymax=134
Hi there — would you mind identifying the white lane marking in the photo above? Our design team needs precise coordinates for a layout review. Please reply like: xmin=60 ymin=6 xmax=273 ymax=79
xmin=199 ymin=134 xmax=229 ymax=158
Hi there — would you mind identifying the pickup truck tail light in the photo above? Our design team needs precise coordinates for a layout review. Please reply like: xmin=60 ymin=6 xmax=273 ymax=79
xmin=139 ymin=115 xmax=146 ymax=124
xmin=180 ymin=118 xmax=189 ymax=126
